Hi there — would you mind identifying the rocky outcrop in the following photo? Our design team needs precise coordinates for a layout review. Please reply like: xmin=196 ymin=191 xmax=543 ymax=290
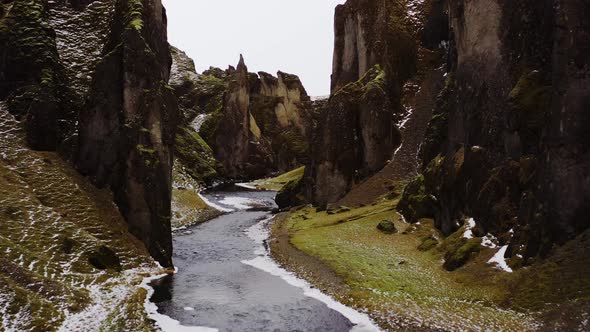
xmin=305 ymin=0 xmax=447 ymax=205
xmin=77 ymin=0 xmax=179 ymax=267
xmin=207 ymin=55 xmax=252 ymax=177
xmin=250 ymin=71 xmax=311 ymax=172
xmin=399 ymin=0 xmax=590 ymax=262
xmin=306 ymin=66 xmax=401 ymax=204
xmin=197 ymin=56 xmax=312 ymax=179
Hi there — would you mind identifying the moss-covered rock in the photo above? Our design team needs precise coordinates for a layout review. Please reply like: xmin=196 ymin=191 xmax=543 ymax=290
xmin=377 ymin=220 xmax=397 ymax=234
xmin=306 ymin=65 xmax=402 ymax=205
xmin=419 ymin=75 xmax=454 ymax=168
xmin=174 ymin=126 xmax=220 ymax=184
xmin=275 ymin=176 xmax=305 ymax=209
xmin=443 ymin=237 xmax=482 ymax=271
xmin=77 ymin=0 xmax=179 ymax=267
xmin=418 ymin=236 xmax=439 ymax=251
xmin=397 ymin=174 xmax=437 ymax=223
xmin=507 ymin=70 xmax=551 ymax=154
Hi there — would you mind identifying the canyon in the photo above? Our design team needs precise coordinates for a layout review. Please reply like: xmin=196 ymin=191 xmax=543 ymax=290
xmin=0 ymin=0 xmax=588 ymax=330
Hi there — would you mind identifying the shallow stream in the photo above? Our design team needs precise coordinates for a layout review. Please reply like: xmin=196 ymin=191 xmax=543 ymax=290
xmin=150 ymin=185 xmax=378 ymax=332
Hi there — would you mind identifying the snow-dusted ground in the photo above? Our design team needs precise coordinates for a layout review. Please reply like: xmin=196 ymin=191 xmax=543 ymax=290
xmin=59 ymin=265 xmax=161 ymax=332
xmin=242 ymin=217 xmax=382 ymax=332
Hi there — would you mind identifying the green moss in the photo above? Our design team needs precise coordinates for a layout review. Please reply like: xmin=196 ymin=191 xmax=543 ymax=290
xmin=377 ymin=220 xmax=397 ymax=234
xmin=174 ymin=126 xmax=220 ymax=184
xmin=443 ymin=238 xmax=482 ymax=271
xmin=275 ymin=176 xmax=305 ymax=209
xmin=397 ymin=174 xmax=437 ymax=223
xmin=417 ymin=236 xmax=438 ymax=251
xmin=251 ymin=166 xmax=305 ymax=191
xmin=276 ymin=200 xmax=538 ymax=330
xmin=126 ymin=0 xmax=144 ymax=31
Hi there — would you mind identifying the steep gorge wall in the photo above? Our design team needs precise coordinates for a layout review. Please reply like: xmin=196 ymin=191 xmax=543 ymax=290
xmin=399 ymin=0 xmax=590 ymax=263
xmin=305 ymin=0 xmax=448 ymax=205
xmin=77 ymin=0 xmax=179 ymax=267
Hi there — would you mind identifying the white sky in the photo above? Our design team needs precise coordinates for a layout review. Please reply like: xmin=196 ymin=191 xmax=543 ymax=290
xmin=162 ymin=0 xmax=346 ymax=96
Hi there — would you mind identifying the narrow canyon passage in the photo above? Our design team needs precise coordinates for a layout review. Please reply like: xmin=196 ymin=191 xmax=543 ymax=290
xmin=150 ymin=187 xmax=373 ymax=332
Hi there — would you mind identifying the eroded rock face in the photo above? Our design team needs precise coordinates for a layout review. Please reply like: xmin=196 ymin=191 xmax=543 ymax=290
xmin=401 ymin=0 xmax=590 ymax=261
xmin=197 ymin=56 xmax=312 ymax=179
xmin=77 ymin=0 xmax=179 ymax=267
xmin=250 ymin=71 xmax=311 ymax=173
xmin=0 ymin=0 xmax=75 ymax=151
xmin=306 ymin=66 xmax=401 ymax=204
xmin=305 ymin=0 xmax=441 ymax=205
xmin=211 ymin=55 xmax=252 ymax=178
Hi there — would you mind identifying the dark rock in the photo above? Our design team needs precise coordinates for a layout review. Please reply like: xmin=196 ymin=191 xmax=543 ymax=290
xmin=305 ymin=66 xmax=401 ymax=205
xmin=443 ymin=238 xmax=481 ymax=271
xmin=377 ymin=220 xmax=397 ymax=234
xmin=87 ymin=245 xmax=121 ymax=271
xmin=275 ymin=177 xmax=305 ymax=209
xmin=397 ymin=174 xmax=437 ymax=223
xmin=0 ymin=0 xmax=75 ymax=151
xmin=77 ymin=0 xmax=179 ymax=267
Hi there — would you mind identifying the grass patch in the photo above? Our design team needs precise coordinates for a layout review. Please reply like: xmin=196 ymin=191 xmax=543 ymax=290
xmin=250 ymin=166 xmax=304 ymax=191
xmin=276 ymin=197 xmax=540 ymax=330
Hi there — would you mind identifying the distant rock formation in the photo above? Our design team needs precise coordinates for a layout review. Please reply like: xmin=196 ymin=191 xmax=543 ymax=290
xmin=194 ymin=56 xmax=311 ymax=179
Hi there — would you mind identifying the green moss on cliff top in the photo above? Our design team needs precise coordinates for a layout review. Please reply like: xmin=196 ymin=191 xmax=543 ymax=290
xmin=175 ymin=126 xmax=220 ymax=184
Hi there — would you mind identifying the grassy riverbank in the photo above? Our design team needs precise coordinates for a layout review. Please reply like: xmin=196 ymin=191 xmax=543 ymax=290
xmin=269 ymin=194 xmax=553 ymax=331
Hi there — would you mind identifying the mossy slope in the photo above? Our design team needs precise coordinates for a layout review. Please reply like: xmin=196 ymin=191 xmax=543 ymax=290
xmin=0 ymin=104 xmax=161 ymax=331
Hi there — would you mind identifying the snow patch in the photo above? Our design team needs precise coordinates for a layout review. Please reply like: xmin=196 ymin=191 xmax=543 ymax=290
xmin=488 ymin=246 xmax=513 ymax=273
xmin=235 ymin=183 xmax=258 ymax=190
xmin=197 ymin=193 xmax=233 ymax=213
xmin=218 ymin=197 xmax=260 ymax=210
xmin=190 ymin=114 xmax=211 ymax=133
xmin=481 ymin=234 xmax=498 ymax=248
xmin=463 ymin=218 xmax=476 ymax=239
xmin=242 ymin=217 xmax=382 ymax=332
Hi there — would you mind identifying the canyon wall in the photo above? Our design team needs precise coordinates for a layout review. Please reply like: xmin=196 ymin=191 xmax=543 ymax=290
xmin=305 ymin=0 xmax=448 ymax=205
xmin=399 ymin=0 xmax=590 ymax=263
xmin=77 ymin=0 xmax=178 ymax=267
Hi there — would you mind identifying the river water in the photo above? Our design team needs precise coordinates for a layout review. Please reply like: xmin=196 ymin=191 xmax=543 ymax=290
xmin=149 ymin=185 xmax=379 ymax=332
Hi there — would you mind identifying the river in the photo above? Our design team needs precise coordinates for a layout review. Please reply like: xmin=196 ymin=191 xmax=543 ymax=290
xmin=149 ymin=185 xmax=380 ymax=332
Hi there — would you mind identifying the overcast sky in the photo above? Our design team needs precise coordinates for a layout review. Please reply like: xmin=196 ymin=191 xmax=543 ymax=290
xmin=162 ymin=0 xmax=346 ymax=96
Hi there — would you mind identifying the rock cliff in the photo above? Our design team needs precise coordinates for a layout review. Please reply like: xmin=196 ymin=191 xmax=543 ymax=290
xmin=0 ymin=0 xmax=75 ymax=151
xmin=194 ymin=56 xmax=311 ymax=179
xmin=306 ymin=0 xmax=447 ymax=205
xmin=77 ymin=0 xmax=179 ymax=267
xmin=398 ymin=0 xmax=590 ymax=264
